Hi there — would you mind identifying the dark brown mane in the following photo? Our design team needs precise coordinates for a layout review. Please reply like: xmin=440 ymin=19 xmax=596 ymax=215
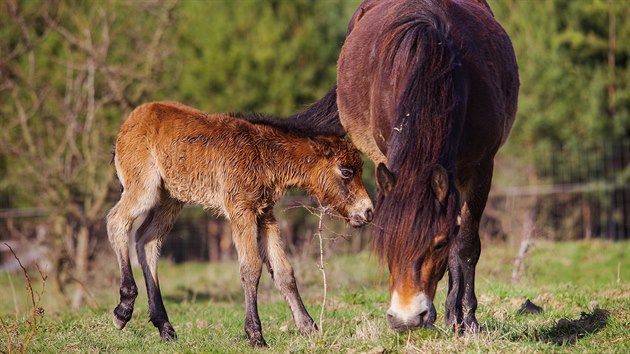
xmin=373 ymin=3 xmax=467 ymax=269
xmin=230 ymin=86 xmax=345 ymax=138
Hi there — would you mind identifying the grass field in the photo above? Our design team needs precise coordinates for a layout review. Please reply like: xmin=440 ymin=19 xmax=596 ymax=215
xmin=1 ymin=239 xmax=629 ymax=353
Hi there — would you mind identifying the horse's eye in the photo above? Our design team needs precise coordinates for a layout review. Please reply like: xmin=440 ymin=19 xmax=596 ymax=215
xmin=340 ymin=168 xmax=354 ymax=179
xmin=434 ymin=240 xmax=447 ymax=251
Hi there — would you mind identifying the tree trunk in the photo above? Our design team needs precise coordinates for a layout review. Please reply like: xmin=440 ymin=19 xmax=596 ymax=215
xmin=71 ymin=224 xmax=90 ymax=310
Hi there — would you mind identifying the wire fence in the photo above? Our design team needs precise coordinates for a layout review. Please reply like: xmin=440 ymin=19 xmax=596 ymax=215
xmin=1 ymin=139 xmax=628 ymax=266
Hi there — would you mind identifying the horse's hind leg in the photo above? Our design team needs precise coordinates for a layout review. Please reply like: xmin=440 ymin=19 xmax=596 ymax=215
xmin=107 ymin=191 xmax=159 ymax=330
xmin=135 ymin=192 xmax=183 ymax=341
xmin=257 ymin=211 xmax=317 ymax=335
xmin=446 ymin=159 xmax=493 ymax=333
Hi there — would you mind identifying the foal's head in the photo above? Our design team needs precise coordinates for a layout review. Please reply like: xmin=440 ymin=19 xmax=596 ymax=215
xmin=305 ymin=136 xmax=373 ymax=227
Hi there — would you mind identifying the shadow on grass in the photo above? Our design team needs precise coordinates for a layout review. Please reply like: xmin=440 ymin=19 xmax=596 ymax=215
xmin=163 ymin=287 xmax=242 ymax=304
xmin=537 ymin=308 xmax=610 ymax=346
xmin=483 ymin=308 xmax=611 ymax=347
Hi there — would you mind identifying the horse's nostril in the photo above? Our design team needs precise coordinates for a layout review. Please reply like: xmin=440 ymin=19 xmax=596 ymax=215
xmin=365 ymin=208 xmax=374 ymax=222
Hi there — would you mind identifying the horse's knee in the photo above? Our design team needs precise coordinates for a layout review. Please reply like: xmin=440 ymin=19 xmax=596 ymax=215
xmin=120 ymin=283 xmax=138 ymax=301
xmin=275 ymin=267 xmax=298 ymax=289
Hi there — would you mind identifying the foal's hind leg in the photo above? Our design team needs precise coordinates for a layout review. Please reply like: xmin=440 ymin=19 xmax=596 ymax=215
xmin=258 ymin=211 xmax=317 ymax=335
xmin=107 ymin=191 xmax=159 ymax=330
xmin=135 ymin=193 xmax=183 ymax=341
xmin=446 ymin=159 xmax=493 ymax=333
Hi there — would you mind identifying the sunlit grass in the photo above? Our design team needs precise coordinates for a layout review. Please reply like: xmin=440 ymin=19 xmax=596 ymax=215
xmin=1 ymin=240 xmax=629 ymax=352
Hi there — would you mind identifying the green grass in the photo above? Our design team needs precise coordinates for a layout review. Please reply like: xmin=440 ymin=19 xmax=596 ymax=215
xmin=1 ymin=240 xmax=629 ymax=353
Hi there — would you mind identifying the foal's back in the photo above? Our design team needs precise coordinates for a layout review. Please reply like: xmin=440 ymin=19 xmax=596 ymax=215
xmin=115 ymin=101 xmax=276 ymax=210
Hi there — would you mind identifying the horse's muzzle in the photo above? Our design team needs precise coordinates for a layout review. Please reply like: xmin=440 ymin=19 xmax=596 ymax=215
xmin=386 ymin=302 xmax=436 ymax=332
xmin=349 ymin=207 xmax=373 ymax=227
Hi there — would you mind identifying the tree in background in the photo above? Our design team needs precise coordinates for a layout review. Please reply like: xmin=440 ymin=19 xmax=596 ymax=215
xmin=0 ymin=0 xmax=177 ymax=309
xmin=491 ymin=0 xmax=630 ymax=239
xmin=169 ymin=0 xmax=360 ymax=115
xmin=0 ymin=0 xmax=365 ymax=309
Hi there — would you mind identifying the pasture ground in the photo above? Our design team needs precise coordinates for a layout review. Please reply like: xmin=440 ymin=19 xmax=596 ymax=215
xmin=1 ymin=239 xmax=629 ymax=353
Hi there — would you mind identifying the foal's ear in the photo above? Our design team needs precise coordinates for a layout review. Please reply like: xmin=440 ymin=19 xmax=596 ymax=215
xmin=311 ymin=139 xmax=336 ymax=158
xmin=376 ymin=163 xmax=396 ymax=196
xmin=431 ymin=164 xmax=449 ymax=204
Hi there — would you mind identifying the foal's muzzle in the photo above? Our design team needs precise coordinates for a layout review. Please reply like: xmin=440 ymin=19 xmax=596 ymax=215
xmin=349 ymin=206 xmax=374 ymax=227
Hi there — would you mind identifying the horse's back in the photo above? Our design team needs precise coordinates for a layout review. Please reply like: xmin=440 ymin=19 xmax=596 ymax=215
xmin=337 ymin=0 xmax=519 ymax=164
xmin=115 ymin=102 xmax=239 ymax=207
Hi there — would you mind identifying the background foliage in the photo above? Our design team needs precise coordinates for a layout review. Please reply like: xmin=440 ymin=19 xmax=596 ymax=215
xmin=1 ymin=0 xmax=629 ymax=310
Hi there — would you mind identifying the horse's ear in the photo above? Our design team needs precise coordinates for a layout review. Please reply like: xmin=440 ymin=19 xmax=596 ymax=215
xmin=376 ymin=163 xmax=396 ymax=195
xmin=431 ymin=164 xmax=448 ymax=204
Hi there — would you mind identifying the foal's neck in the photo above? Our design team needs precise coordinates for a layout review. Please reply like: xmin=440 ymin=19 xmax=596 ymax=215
xmin=266 ymin=132 xmax=325 ymax=191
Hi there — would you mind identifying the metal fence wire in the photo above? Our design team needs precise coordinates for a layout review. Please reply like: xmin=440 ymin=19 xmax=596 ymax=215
xmin=489 ymin=138 xmax=630 ymax=240
xmin=1 ymin=139 xmax=629 ymax=266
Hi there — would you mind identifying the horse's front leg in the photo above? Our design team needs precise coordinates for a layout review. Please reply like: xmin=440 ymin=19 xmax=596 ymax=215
xmin=231 ymin=213 xmax=267 ymax=347
xmin=445 ymin=201 xmax=481 ymax=333
xmin=257 ymin=211 xmax=317 ymax=335
xmin=445 ymin=163 xmax=493 ymax=333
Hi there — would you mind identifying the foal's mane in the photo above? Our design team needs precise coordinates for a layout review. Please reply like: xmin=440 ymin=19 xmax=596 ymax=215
xmin=373 ymin=2 xmax=467 ymax=268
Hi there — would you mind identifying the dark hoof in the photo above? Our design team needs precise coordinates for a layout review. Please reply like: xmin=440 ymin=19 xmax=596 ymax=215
xmin=450 ymin=316 xmax=478 ymax=335
xmin=463 ymin=317 xmax=479 ymax=333
xmin=248 ymin=335 xmax=268 ymax=348
xmin=112 ymin=304 xmax=134 ymax=330
xmin=298 ymin=320 xmax=319 ymax=335
xmin=159 ymin=323 xmax=177 ymax=341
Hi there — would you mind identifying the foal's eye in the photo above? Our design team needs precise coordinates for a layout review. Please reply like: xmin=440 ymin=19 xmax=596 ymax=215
xmin=340 ymin=168 xmax=354 ymax=179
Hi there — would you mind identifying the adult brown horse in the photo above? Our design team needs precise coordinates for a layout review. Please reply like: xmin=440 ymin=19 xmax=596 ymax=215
xmin=291 ymin=0 xmax=519 ymax=332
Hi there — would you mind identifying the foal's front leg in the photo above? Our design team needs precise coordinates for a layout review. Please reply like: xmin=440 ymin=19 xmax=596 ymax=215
xmin=258 ymin=212 xmax=317 ymax=334
xmin=231 ymin=213 xmax=267 ymax=347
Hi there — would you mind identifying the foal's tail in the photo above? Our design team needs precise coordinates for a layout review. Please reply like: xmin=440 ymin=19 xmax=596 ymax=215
xmin=285 ymin=85 xmax=345 ymax=137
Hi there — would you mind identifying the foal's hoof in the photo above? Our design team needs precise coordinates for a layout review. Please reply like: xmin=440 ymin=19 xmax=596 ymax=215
xmin=248 ymin=335 xmax=268 ymax=348
xmin=246 ymin=330 xmax=268 ymax=348
xmin=112 ymin=304 xmax=133 ymax=330
xmin=298 ymin=321 xmax=319 ymax=335
xmin=159 ymin=323 xmax=177 ymax=341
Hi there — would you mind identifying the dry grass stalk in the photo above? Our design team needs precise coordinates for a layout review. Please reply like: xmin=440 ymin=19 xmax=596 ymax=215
xmin=0 ymin=243 xmax=47 ymax=354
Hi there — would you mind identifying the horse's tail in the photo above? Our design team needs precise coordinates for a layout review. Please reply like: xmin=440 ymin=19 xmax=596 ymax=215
xmin=285 ymin=85 xmax=345 ymax=137
xmin=374 ymin=9 xmax=468 ymax=263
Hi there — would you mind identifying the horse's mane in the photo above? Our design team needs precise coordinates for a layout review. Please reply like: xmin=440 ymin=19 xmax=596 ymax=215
xmin=229 ymin=86 xmax=345 ymax=138
xmin=373 ymin=2 xmax=467 ymax=268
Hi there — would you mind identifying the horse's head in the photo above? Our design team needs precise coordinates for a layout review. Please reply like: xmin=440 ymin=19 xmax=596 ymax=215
xmin=375 ymin=163 xmax=459 ymax=331
xmin=307 ymin=136 xmax=373 ymax=227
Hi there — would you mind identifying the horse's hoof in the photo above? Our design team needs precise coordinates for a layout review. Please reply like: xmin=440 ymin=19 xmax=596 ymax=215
xmin=463 ymin=316 xmax=479 ymax=334
xmin=246 ymin=330 xmax=268 ymax=348
xmin=112 ymin=304 xmax=133 ymax=330
xmin=159 ymin=323 xmax=177 ymax=341
xmin=248 ymin=336 xmax=268 ymax=348
xmin=298 ymin=321 xmax=319 ymax=335
xmin=112 ymin=314 xmax=126 ymax=330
